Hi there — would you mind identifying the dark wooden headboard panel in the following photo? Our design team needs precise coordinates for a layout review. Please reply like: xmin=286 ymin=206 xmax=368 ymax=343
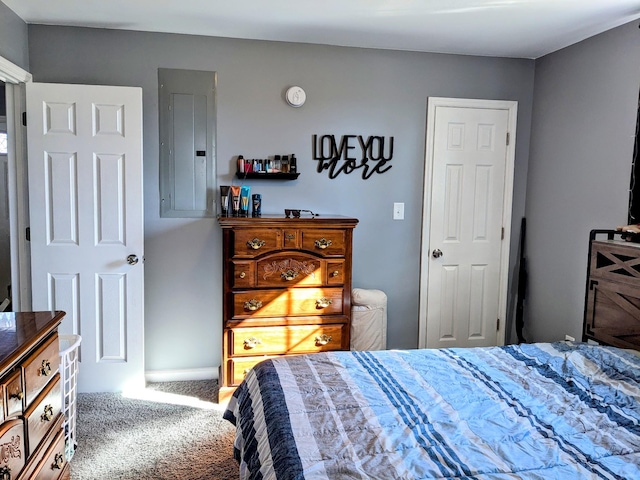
xmin=583 ymin=229 xmax=640 ymax=350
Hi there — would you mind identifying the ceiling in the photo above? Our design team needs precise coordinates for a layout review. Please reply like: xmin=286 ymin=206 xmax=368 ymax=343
xmin=5 ymin=0 xmax=640 ymax=59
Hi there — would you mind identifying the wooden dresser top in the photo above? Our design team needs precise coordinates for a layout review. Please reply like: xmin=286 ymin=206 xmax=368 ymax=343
xmin=0 ymin=311 xmax=65 ymax=374
xmin=218 ymin=214 xmax=359 ymax=228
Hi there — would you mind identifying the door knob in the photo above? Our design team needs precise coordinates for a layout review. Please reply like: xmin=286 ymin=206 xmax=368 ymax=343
xmin=432 ymin=249 xmax=443 ymax=259
xmin=126 ymin=254 xmax=139 ymax=265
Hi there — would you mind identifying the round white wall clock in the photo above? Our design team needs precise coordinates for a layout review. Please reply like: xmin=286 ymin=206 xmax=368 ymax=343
xmin=286 ymin=86 xmax=306 ymax=107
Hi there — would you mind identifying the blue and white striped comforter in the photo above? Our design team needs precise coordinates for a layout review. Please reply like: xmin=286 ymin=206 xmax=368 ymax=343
xmin=223 ymin=342 xmax=640 ymax=479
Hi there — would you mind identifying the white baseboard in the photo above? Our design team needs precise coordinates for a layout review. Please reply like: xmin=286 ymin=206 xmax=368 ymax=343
xmin=145 ymin=367 xmax=218 ymax=383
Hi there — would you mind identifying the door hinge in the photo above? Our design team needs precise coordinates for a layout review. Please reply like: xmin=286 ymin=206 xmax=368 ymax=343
xmin=22 ymin=112 xmax=27 ymax=127
xmin=25 ymin=227 xmax=30 ymax=241
xmin=506 ymin=132 xmax=510 ymax=145
xmin=497 ymin=318 xmax=500 ymax=331
xmin=501 ymin=227 xmax=504 ymax=240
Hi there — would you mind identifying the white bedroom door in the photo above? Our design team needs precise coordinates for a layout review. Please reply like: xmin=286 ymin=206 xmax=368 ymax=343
xmin=26 ymin=82 xmax=144 ymax=393
xmin=419 ymin=98 xmax=517 ymax=349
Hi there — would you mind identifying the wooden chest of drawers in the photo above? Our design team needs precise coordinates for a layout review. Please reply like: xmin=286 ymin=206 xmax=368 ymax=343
xmin=218 ymin=215 xmax=358 ymax=402
xmin=0 ymin=311 xmax=69 ymax=480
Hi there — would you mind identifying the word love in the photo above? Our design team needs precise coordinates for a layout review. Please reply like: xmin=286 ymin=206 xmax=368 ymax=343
xmin=312 ymin=134 xmax=394 ymax=179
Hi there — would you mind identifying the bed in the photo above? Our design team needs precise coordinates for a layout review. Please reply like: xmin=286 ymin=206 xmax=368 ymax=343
xmin=223 ymin=342 xmax=640 ymax=479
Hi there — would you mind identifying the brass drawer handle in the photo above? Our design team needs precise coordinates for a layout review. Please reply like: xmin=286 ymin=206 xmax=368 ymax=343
xmin=314 ymin=238 xmax=332 ymax=250
xmin=285 ymin=233 xmax=295 ymax=241
xmin=0 ymin=466 xmax=10 ymax=478
xmin=10 ymin=391 xmax=24 ymax=400
xmin=244 ymin=299 xmax=263 ymax=311
xmin=316 ymin=297 xmax=333 ymax=308
xmin=41 ymin=404 xmax=54 ymax=422
xmin=281 ymin=269 xmax=298 ymax=281
xmin=315 ymin=334 xmax=332 ymax=346
xmin=52 ymin=453 xmax=65 ymax=470
xmin=243 ymin=337 xmax=261 ymax=349
xmin=39 ymin=359 xmax=52 ymax=376
xmin=331 ymin=270 xmax=340 ymax=277
xmin=247 ymin=238 xmax=266 ymax=250
xmin=239 ymin=271 xmax=246 ymax=279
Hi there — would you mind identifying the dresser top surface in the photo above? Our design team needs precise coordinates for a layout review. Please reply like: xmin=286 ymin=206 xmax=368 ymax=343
xmin=0 ymin=311 xmax=65 ymax=373
xmin=218 ymin=214 xmax=358 ymax=228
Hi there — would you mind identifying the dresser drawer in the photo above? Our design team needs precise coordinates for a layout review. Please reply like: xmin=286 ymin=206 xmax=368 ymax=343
xmin=0 ymin=418 xmax=26 ymax=476
xmin=234 ymin=255 xmax=339 ymax=288
xmin=300 ymin=229 xmax=347 ymax=256
xmin=26 ymin=422 xmax=66 ymax=480
xmin=18 ymin=415 xmax=64 ymax=480
xmin=256 ymin=253 xmax=324 ymax=287
xmin=25 ymin=373 xmax=62 ymax=457
xmin=233 ymin=287 xmax=344 ymax=318
xmin=230 ymin=324 xmax=346 ymax=356
xmin=24 ymin=333 xmax=60 ymax=406
xmin=229 ymin=357 xmax=273 ymax=385
xmin=4 ymin=368 xmax=23 ymax=418
xmin=233 ymin=229 xmax=281 ymax=257
xmin=326 ymin=260 xmax=346 ymax=285
xmin=232 ymin=261 xmax=256 ymax=288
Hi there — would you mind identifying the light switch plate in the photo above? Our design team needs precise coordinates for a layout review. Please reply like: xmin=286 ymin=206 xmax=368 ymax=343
xmin=393 ymin=202 xmax=404 ymax=220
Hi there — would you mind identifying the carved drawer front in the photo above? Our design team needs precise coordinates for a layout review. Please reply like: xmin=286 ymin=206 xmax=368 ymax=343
xmin=231 ymin=324 xmax=346 ymax=357
xmin=233 ymin=288 xmax=344 ymax=318
xmin=0 ymin=418 xmax=26 ymax=477
xmin=229 ymin=357 xmax=272 ymax=385
xmin=590 ymin=241 xmax=640 ymax=286
xmin=27 ymin=422 xmax=66 ymax=480
xmin=23 ymin=333 xmax=60 ymax=407
xmin=4 ymin=369 xmax=24 ymax=418
xmin=25 ymin=373 xmax=61 ymax=457
xmin=300 ymin=229 xmax=346 ymax=257
xmin=232 ymin=261 xmax=255 ymax=288
xmin=233 ymin=229 xmax=281 ymax=258
xmin=256 ymin=253 xmax=324 ymax=287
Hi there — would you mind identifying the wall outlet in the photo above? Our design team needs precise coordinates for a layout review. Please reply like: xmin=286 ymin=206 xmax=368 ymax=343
xmin=565 ymin=334 xmax=575 ymax=342
xmin=393 ymin=202 xmax=404 ymax=220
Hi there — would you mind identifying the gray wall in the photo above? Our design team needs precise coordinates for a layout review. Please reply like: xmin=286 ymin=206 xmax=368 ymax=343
xmin=0 ymin=1 xmax=28 ymax=70
xmin=26 ymin=25 xmax=535 ymax=375
xmin=526 ymin=20 xmax=640 ymax=343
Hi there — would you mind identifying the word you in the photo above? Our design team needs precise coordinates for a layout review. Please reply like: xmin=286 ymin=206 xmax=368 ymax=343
xmin=312 ymin=134 xmax=394 ymax=179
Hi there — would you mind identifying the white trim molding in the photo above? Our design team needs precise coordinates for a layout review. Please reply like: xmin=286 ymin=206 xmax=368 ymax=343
xmin=145 ymin=367 xmax=218 ymax=383
xmin=0 ymin=56 xmax=31 ymax=84
xmin=1 ymin=54 xmax=32 ymax=310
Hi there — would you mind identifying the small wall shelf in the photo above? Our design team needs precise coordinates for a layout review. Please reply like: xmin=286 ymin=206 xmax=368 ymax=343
xmin=236 ymin=172 xmax=300 ymax=180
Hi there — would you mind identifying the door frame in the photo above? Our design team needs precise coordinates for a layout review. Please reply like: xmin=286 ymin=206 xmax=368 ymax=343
xmin=0 ymin=55 xmax=32 ymax=311
xmin=418 ymin=97 xmax=518 ymax=349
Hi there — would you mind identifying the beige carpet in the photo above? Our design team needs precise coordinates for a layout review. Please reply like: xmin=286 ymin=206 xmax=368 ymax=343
xmin=69 ymin=380 xmax=238 ymax=480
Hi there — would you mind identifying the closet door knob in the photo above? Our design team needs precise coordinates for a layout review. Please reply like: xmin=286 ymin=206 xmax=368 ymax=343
xmin=432 ymin=249 xmax=443 ymax=259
